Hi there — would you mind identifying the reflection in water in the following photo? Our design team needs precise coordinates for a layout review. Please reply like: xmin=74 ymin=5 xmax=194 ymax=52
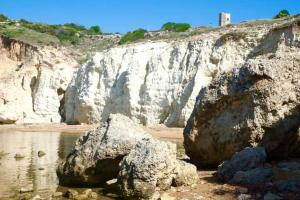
xmin=0 ymin=131 xmax=80 ymax=199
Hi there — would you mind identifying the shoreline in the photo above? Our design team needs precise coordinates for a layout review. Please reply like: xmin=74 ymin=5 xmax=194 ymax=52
xmin=0 ymin=123 xmax=184 ymax=142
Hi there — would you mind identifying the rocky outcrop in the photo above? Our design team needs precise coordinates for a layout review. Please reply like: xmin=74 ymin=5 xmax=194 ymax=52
xmin=217 ymin=147 xmax=300 ymax=197
xmin=57 ymin=114 xmax=151 ymax=186
xmin=118 ymin=138 xmax=198 ymax=199
xmin=184 ymin=19 xmax=300 ymax=166
xmin=217 ymin=147 xmax=267 ymax=182
xmin=0 ymin=36 xmax=78 ymax=124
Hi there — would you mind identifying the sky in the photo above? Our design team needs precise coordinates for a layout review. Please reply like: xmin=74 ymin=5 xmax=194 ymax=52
xmin=0 ymin=0 xmax=299 ymax=33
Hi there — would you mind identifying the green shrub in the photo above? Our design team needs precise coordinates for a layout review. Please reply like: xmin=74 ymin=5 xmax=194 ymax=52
xmin=88 ymin=25 xmax=102 ymax=35
xmin=0 ymin=14 xmax=8 ymax=22
xmin=161 ymin=22 xmax=191 ymax=32
xmin=119 ymin=28 xmax=147 ymax=44
xmin=273 ymin=10 xmax=290 ymax=19
xmin=2 ymin=28 xmax=25 ymax=38
xmin=19 ymin=19 xmax=31 ymax=24
xmin=63 ymin=23 xmax=86 ymax=31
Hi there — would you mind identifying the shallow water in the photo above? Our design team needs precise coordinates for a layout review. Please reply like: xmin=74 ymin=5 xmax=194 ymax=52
xmin=0 ymin=131 xmax=117 ymax=200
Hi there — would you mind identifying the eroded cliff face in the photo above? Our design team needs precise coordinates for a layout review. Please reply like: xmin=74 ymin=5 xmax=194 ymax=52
xmin=64 ymin=20 xmax=283 ymax=126
xmin=1 ymin=17 xmax=299 ymax=126
xmin=0 ymin=36 xmax=78 ymax=124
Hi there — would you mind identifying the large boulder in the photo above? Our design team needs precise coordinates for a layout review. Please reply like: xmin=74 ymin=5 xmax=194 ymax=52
xmin=184 ymin=30 xmax=300 ymax=167
xmin=57 ymin=114 xmax=151 ymax=186
xmin=118 ymin=138 xmax=198 ymax=199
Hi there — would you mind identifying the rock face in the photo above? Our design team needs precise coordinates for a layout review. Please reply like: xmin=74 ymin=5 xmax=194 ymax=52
xmin=63 ymin=18 xmax=292 ymax=127
xmin=0 ymin=36 xmax=78 ymax=124
xmin=2 ymin=17 xmax=299 ymax=127
xmin=118 ymin=138 xmax=198 ymax=199
xmin=57 ymin=114 xmax=151 ymax=186
xmin=184 ymin=19 xmax=300 ymax=166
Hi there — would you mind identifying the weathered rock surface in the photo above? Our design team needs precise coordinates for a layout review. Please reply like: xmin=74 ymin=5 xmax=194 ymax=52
xmin=230 ymin=167 xmax=273 ymax=184
xmin=118 ymin=138 xmax=198 ymax=199
xmin=57 ymin=114 xmax=151 ymax=186
xmin=217 ymin=147 xmax=267 ymax=182
xmin=0 ymin=36 xmax=78 ymax=124
xmin=184 ymin=19 xmax=300 ymax=166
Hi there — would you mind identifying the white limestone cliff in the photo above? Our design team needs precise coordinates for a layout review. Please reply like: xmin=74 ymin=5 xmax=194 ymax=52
xmin=1 ymin=16 xmax=298 ymax=126
xmin=0 ymin=36 xmax=78 ymax=124
xmin=64 ymin=24 xmax=269 ymax=126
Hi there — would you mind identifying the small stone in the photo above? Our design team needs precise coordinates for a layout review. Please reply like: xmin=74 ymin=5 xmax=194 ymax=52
xmin=15 ymin=153 xmax=25 ymax=159
xmin=31 ymin=195 xmax=42 ymax=200
xmin=263 ymin=192 xmax=282 ymax=200
xmin=74 ymin=194 xmax=88 ymax=200
xmin=38 ymin=151 xmax=46 ymax=157
xmin=237 ymin=194 xmax=252 ymax=200
xmin=19 ymin=187 xmax=33 ymax=193
xmin=88 ymin=192 xmax=98 ymax=199
xmin=20 ymin=193 xmax=32 ymax=200
xmin=82 ymin=189 xmax=92 ymax=195
xmin=238 ymin=187 xmax=248 ymax=194
xmin=64 ymin=189 xmax=78 ymax=199
xmin=38 ymin=167 xmax=44 ymax=170
xmin=106 ymin=178 xmax=117 ymax=185
xmin=159 ymin=193 xmax=175 ymax=200
xmin=52 ymin=192 xmax=63 ymax=197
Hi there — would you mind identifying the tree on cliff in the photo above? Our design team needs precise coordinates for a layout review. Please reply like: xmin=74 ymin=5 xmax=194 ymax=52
xmin=0 ymin=14 xmax=8 ymax=22
xmin=273 ymin=10 xmax=290 ymax=19
xmin=89 ymin=25 xmax=102 ymax=35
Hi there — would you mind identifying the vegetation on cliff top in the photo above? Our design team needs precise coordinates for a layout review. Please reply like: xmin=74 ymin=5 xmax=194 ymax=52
xmin=274 ymin=10 xmax=290 ymax=19
xmin=0 ymin=14 xmax=103 ymax=46
xmin=119 ymin=28 xmax=147 ymax=44
xmin=161 ymin=22 xmax=191 ymax=32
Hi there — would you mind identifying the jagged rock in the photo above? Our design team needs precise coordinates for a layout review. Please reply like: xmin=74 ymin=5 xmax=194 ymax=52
xmin=173 ymin=160 xmax=199 ymax=187
xmin=230 ymin=167 xmax=273 ymax=184
xmin=64 ymin=189 xmax=78 ymax=199
xmin=184 ymin=21 xmax=300 ymax=166
xmin=217 ymin=147 xmax=267 ymax=182
xmin=118 ymin=138 xmax=198 ymax=199
xmin=57 ymin=114 xmax=151 ymax=186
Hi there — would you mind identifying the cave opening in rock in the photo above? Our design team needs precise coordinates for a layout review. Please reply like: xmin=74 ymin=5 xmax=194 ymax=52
xmin=57 ymin=87 xmax=66 ymax=122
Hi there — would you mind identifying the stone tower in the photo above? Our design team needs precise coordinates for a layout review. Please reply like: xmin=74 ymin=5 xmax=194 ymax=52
xmin=219 ymin=12 xmax=231 ymax=26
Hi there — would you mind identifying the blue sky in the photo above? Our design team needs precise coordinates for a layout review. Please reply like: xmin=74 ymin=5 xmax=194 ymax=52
xmin=0 ymin=0 xmax=299 ymax=33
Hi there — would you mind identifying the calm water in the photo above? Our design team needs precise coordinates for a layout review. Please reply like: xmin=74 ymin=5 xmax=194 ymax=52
xmin=0 ymin=131 xmax=117 ymax=200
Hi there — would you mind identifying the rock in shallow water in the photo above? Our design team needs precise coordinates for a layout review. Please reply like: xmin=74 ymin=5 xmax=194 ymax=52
xmin=118 ymin=138 xmax=198 ymax=199
xmin=57 ymin=114 xmax=151 ymax=186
